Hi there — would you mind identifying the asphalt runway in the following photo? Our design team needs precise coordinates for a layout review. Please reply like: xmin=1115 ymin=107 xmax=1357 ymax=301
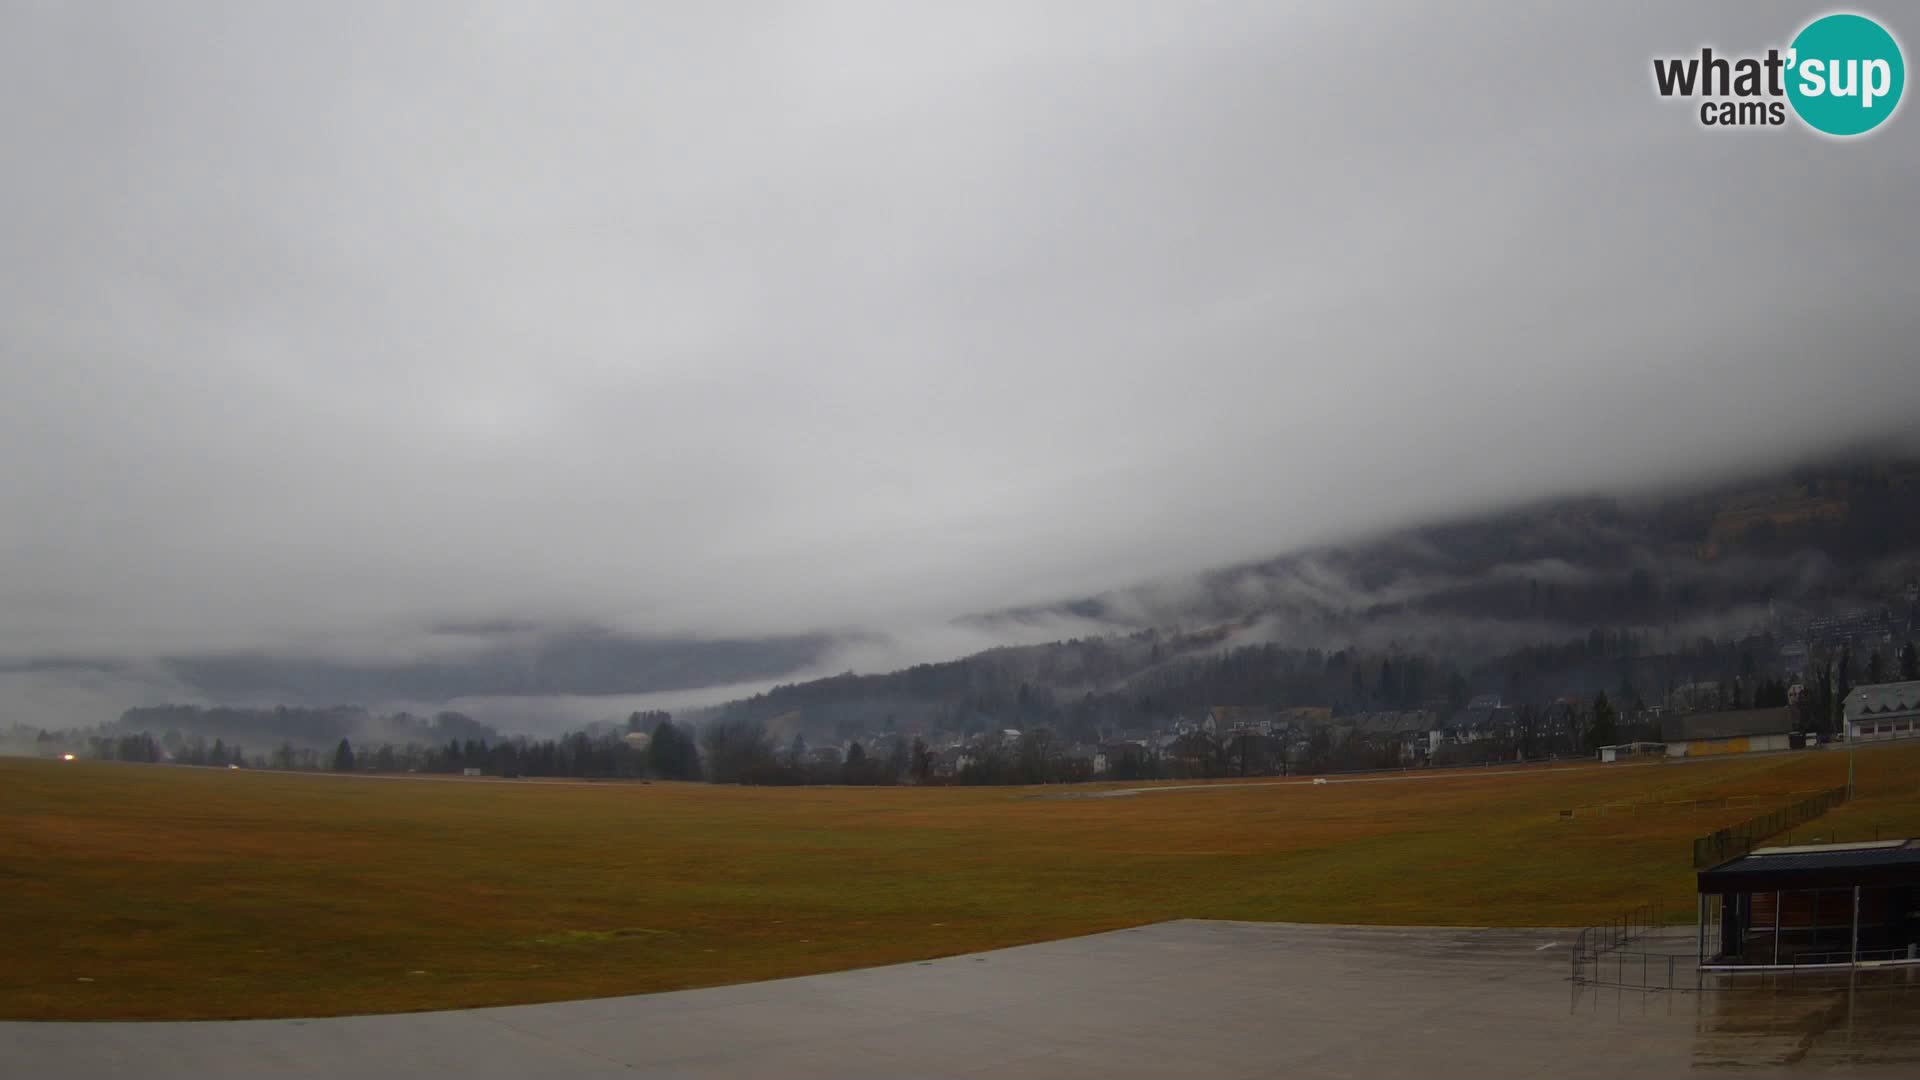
xmin=6 ymin=920 xmax=1918 ymax=1078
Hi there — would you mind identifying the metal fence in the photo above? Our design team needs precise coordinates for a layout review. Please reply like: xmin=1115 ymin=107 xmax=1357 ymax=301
xmin=1789 ymin=947 xmax=1920 ymax=967
xmin=1690 ymin=785 xmax=1849 ymax=868
xmin=1571 ymin=892 xmax=1920 ymax=990
xmin=1575 ymin=947 xmax=1702 ymax=991
xmin=1570 ymin=901 xmax=1661 ymax=983
xmin=1569 ymin=902 xmax=1717 ymax=990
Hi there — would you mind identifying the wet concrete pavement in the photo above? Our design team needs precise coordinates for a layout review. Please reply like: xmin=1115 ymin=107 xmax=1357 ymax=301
xmin=4 ymin=920 xmax=1918 ymax=1077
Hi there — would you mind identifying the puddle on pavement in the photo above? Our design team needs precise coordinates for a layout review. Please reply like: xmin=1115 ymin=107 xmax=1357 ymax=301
xmin=1571 ymin=968 xmax=1920 ymax=1069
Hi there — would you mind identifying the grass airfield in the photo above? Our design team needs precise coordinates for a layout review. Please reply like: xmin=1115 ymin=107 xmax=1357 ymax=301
xmin=3 ymin=743 xmax=1916 ymax=1020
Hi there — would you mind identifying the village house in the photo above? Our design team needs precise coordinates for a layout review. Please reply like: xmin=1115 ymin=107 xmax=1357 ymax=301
xmin=1093 ymin=741 xmax=1149 ymax=776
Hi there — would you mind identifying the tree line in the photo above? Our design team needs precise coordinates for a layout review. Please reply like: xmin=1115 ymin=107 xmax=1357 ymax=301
xmin=48 ymin=636 xmax=1920 ymax=786
xmin=80 ymin=714 xmax=706 ymax=781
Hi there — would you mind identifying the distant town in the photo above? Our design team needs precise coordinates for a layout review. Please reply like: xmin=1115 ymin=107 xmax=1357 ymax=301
xmin=13 ymin=584 xmax=1919 ymax=789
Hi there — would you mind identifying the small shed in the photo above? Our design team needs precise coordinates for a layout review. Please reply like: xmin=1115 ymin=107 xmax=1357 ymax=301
xmin=1696 ymin=839 xmax=1920 ymax=968
xmin=1597 ymin=741 xmax=1666 ymax=763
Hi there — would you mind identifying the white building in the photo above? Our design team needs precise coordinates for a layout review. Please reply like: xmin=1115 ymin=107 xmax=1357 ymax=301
xmin=1845 ymin=680 xmax=1920 ymax=743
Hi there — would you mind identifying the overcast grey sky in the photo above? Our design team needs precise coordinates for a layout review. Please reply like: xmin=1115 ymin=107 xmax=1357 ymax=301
xmin=3 ymin=1 xmax=1918 ymax=669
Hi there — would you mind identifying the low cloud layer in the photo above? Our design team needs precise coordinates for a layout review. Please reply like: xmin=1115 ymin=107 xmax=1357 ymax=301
xmin=4 ymin=2 xmax=1918 ymax=684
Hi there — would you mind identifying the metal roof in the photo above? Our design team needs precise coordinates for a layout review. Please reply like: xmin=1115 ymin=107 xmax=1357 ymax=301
xmin=1698 ymin=838 xmax=1920 ymax=892
xmin=1660 ymin=707 xmax=1793 ymax=743
xmin=1845 ymin=680 xmax=1920 ymax=721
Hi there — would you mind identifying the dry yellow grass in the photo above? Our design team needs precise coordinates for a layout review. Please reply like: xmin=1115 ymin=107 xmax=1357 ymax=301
xmin=3 ymin=742 xmax=1916 ymax=1020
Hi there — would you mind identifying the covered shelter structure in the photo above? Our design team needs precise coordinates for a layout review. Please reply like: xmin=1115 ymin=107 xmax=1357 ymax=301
xmin=1697 ymin=839 xmax=1920 ymax=969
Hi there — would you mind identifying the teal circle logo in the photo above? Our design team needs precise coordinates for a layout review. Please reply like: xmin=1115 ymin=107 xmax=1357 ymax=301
xmin=1786 ymin=13 xmax=1905 ymax=136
